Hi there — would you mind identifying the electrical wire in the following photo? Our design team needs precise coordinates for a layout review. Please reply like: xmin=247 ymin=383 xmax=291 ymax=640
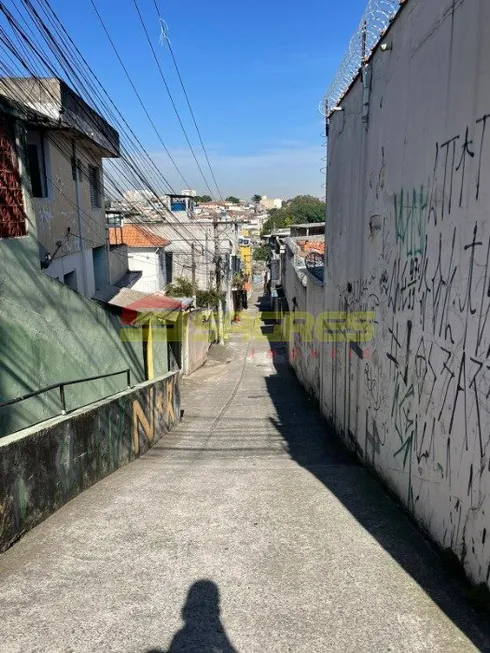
xmin=152 ymin=0 xmax=224 ymax=202
xmin=86 ymin=0 xmax=191 ymax=191
xmin=130 ymin=0 xmax=217 ymax=199
xmin=0 ymin=0 xmax=208 ymax=251
xmin=0 ymin=0 xmax=236 ymax=289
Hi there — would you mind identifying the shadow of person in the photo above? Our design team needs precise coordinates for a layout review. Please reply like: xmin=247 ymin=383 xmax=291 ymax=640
xmin=148 ymin=580 xmax=237 ymax=653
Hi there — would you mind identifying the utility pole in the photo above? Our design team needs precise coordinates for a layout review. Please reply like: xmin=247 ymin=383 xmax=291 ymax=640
xmin=72 ymin=139 xmax=88 ymax=295
xmin=205 ymin=229 xmax=209 ymax=289
xmin=213 ymin=213 xmax=224 ymax=344
xmin=191 ymin=242 xmax=197 ymax=305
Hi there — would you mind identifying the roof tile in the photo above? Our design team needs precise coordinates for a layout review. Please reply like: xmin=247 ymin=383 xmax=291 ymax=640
xmin=108 ymin=225 xmax=170 ymax=248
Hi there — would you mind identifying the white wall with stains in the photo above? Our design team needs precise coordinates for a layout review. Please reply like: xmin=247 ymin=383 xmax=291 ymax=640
xmin=45 ymin=249 xmax=96 ymax=298
xmin=324 ymin=0 xmax=490 ymax=586
xmin=128 ymin=249 xmax=166 ymax=293
xmin=280 ymin=243 xmax=324 ymax=402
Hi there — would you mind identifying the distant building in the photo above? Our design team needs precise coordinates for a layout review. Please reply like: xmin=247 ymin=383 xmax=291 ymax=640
xmin=181 ymin=189 xmax=196 ymax=197
xmin=290 ymin=222 xmax=325 ymax=237
xmin=260 ymin=196 xmax=283 ymax=210
xmin=167 ymin=193 xmax=195 ymax=216
xmin=123 ymin=189 xmax=154 ymax=204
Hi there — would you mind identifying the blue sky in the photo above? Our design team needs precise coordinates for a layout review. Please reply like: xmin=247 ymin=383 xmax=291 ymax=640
xmin=50 ymin=0 xmax=368 ymax=199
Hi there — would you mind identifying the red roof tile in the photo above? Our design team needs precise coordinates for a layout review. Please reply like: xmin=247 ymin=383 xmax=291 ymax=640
xmin=297 ymin=240 xmax=325 ymax=256
xmin=108 ymin=225 xmax=170 ymax=248
xmin=121 ymin=292 xmax=193 ymax=325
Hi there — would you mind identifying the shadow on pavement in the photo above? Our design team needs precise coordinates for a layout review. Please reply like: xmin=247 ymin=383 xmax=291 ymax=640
xmin=257 ymin=293 xmax=490 ymax=651
xmin=145 ymin=579 xmax=237 ymax=653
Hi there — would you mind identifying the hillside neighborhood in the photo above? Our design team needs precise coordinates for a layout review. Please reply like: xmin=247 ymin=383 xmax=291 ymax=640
xmin=2 ymin=0 xmax=490 ymax=651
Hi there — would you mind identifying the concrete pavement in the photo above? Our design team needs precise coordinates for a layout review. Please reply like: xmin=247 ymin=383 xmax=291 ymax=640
xmin=1 ymin=291 xmax=490 ymax=652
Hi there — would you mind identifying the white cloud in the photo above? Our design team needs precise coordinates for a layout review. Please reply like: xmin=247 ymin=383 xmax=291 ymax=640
xmin=150 ymin=142 xmax=326 ymax=200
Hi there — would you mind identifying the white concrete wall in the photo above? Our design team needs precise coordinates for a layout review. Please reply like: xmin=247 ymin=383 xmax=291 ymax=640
xmin=29 ymin=129 xmax=108 ymax=298
xmin=128 ymin=249 xmax=165 ymax=293
xmin=108 ymin=244 xmax=129 ymax=285
xmin=281 ymin=244 xmax=324 ymax=401
xmin=33 ymin=132 xmax=106 ymax=255
xmin=45 ymin=249 xmax=96 ymax=298
xmin=183 ymin=309 xmax=212 ymax=375
xmin=325 ymin=0 xmax=490 ymax=586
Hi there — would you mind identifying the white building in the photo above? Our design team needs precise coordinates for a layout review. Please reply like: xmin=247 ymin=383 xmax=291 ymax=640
xmin=108 ymin=223 xmax=170 ymax=293
xmin=260 ymin=196 xmax=283 ymax=210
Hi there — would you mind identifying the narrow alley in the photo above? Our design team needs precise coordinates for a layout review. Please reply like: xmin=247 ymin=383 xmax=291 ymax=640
xmin=0 ymin=291 xmax=489 ymax=653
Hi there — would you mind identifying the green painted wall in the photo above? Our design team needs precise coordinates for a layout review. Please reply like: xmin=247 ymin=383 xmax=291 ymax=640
xmin=0 ymin=118 xmax=169 ymax=437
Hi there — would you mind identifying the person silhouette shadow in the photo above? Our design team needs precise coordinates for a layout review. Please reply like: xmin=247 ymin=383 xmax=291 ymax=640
xmin=147 ymin=580 xmax=237 ymax=653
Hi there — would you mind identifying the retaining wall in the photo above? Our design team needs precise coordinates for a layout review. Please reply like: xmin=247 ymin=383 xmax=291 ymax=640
xmin=0 ymin=372 xmax=180 ymax=552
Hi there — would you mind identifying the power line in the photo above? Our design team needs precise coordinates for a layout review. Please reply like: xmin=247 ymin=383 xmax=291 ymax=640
xmin=152 ymin=0 xmax=224 ymax=202
xmin=34 ymin=0 xmax=177 ymax=197
xmin=130 ymin=0 xmax=217 ymax=199
xmin=27 ymin=0 xmax=216 ymax=260
xmin=87 ymin=0 xmax=191 ymax=191
xmin=0 ymin=0 xmax=206 ymax=248
xmin=0 ymin=5 xmax=173 ymax=201
xmin=0 ymin=0 xmax=228 ymax=283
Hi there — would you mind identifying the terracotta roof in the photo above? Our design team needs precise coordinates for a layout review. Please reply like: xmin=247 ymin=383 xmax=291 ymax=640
xmin=296 ymin=240 xmax=325 ymax=256
xmin=108 ymin=225 xmax=170 ymax=248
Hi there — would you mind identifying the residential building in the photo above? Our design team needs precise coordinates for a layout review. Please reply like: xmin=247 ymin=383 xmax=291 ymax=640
xmin=238 ymin=236 xmax=252 ymax=280
xmin=275 ymin=234 xmax=325 ymax=399
xmin=290 ymin=222 xmax=325 ymax=237
xmin=108 ymin=223 xmax=170 ymax=293
xmin=260 ymin=196 xmax=283 ymax=210
xmin=0 ymin=87 xmax=169 ymax=437
xmin=0 ymin=77 xmax=120 ymax=297
xmin=167 ymin=193 xmax=195 ymax=216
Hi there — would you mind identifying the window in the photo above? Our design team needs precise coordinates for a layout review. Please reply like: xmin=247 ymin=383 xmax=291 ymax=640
xmin=0 ymin=116 xmax=27 ymax=238
xmin=165 ymin=251 xmax=173 ymax=284
xmin=170 ymin=200 xmax=186 ymax=212
xmin=26 ymin=133 xmax=47 ymax=199
xmin=106 ymin=213 xmax=122 ymax=227
xmin=88 ymin=165 xmax=101 ymax=208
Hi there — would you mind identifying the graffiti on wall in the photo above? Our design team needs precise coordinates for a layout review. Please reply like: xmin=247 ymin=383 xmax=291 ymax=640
xmin=0 ymin=373 xmax=180 ymax=553
xmin=132 ymin=377 xmax=176 ymax=455
xmin=329 ymin=111 xmax=490 ymax=580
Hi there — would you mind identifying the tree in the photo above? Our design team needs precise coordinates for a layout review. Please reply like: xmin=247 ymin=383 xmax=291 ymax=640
xmin=261 ymin=195 xmax=326 ymax=235
xmin=253 ymin=244 xmax=268 ymax=261
xmin=252 ymin=194 xmax=262 ymax=204
xmin=166 ymin=277 xmax=224 ymax=309
xmin=225 ymin=196 xmax=240 ymax=204
xmin=195 ymin=195 xmax=212 ymax=204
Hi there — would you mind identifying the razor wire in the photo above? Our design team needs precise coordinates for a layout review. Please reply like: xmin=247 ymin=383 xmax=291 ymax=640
xmin=320 ymin=0 xmax=402 ymax=115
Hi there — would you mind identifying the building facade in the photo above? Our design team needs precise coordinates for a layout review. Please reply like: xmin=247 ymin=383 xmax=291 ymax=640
xmin=108 ymin=224 xmax=170 ymax=293
xmin=0 ymin=77 xmax=120 ymax=298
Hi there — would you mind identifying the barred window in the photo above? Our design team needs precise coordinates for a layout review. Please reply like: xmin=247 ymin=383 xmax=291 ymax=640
xmin=88 ymin=165 xmax=101 ymax=208
xmin=0 ymin=117 xmax=27 ymax=238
